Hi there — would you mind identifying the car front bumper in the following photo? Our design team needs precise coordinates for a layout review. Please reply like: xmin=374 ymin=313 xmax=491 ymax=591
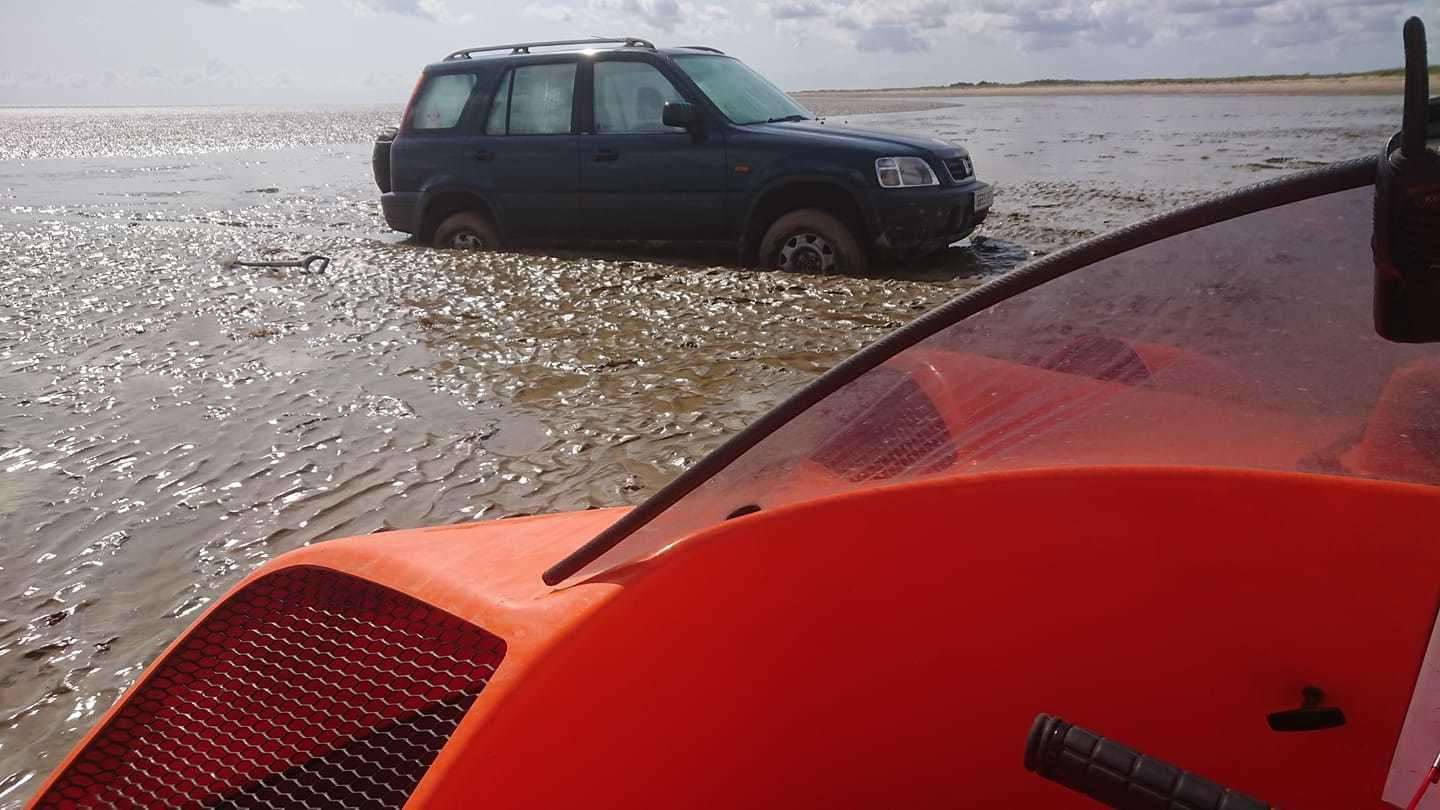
xmin=870 ymin=180 xmax=993 ymax=254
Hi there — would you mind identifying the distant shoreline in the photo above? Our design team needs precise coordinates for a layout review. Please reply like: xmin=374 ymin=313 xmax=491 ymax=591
xmin=794 ymin=68 xmax=1430 ymax=98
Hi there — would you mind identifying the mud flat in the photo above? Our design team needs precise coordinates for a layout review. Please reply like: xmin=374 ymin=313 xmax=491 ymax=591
xmin=803 ymin=93 xmax=1396 ymax=248
xmin=796 ymin=69 xmax=1416 ymax=112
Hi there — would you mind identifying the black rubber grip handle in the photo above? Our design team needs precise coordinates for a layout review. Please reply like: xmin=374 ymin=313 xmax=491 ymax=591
xmin=1024 ymin=714 xmax=1274 ymax=810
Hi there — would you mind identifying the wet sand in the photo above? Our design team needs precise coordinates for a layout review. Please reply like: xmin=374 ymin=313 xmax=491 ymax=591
xmin=802 ymin=94 xmax=1395 ymax=247
xmin=0 ymin=94 xmax=1398 ymax=804
xmin=797 ymin=72 xmax=1409 ymax=101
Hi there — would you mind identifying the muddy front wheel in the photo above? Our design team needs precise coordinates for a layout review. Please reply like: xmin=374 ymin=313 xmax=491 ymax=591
xmin=759 ymin=209 xmax=867 ymax=276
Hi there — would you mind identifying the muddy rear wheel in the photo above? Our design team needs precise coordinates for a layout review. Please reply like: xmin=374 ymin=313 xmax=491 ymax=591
xmin=433 ymin=212 xmax=500 ymax=251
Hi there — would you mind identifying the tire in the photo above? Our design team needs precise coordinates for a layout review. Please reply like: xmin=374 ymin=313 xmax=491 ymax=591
xmin=433 ymin=211 xmax=500 ymax=251
xmin=758 ymin=209 xmax=867 ymax=276
xmin=371 ymin=127 xmax=397 ymax=193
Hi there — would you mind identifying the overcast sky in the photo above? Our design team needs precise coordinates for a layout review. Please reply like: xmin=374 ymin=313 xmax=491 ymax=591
xmin=1 ymin=0 xmax=1435 ymax=105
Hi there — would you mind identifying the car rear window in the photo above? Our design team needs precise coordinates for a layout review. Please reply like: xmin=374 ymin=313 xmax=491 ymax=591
xmin=409 ymin=73 xmax=477 ymax=130
xmin=485 ymin=63 xmax=577 ymax=135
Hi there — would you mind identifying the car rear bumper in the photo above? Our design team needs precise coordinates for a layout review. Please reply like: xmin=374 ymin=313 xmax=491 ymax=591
xmin=870 ymin=180 xmax=992 ymax=254
xmin=381 ymin=192 xmax=419 ymax=234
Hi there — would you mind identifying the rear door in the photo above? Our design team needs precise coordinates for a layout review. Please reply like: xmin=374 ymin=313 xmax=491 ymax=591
xmin=579 ymin=56 xmax=728 ymax=240
xmin=477 ymin=60 xmax=582 ymax=239
xmin=390 ymin=69 xmax=484 ymax=195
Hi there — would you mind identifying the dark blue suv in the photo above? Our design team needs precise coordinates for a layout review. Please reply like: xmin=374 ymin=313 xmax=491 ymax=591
xmin=374 ymin=37 xmax=992 ymax=276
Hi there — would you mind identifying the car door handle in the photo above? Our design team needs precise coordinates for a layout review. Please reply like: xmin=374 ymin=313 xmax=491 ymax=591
xmin=593 ymin=148 xmax=619 ymax=162
xmin=470 ymin=149 xmax=493 ymax=162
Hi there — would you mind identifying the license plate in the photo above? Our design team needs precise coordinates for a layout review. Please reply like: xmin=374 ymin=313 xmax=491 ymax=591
xmin=974 ymin=186 xmax=994 ymax=212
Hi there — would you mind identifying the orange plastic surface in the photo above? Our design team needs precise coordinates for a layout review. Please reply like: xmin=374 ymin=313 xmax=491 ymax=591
xmin=898 ymin=349 xmax=1351 ymax=473
xmin=417 ymin=467 xmax=1440 ymax=808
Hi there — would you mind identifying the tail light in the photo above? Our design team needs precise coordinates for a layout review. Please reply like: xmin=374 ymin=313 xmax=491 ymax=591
xmin=35 ymin=566 xmax=504 ymax=809
xmin=399 ymin=73 xmax=425 ymax=131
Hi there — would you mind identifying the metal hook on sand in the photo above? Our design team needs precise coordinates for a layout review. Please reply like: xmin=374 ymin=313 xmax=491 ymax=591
xmin=227 ymin=254 xmax=332 ymax=273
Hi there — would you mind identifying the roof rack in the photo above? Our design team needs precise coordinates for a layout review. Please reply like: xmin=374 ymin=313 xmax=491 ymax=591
xmin=678 ymin=45 xmax=724 ymax=54
xmin=444 ymin=37 xmax=656 ymax=61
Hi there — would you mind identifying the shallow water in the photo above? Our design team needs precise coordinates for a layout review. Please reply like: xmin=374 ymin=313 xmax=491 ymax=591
xmin=0 ymin=94 xmax=1396 ymax=803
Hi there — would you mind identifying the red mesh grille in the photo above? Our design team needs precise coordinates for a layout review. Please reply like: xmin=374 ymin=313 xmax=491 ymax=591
xmin=1036 ymin=335 xmax=1152 ymax=385
xmin=37 ymin=566 xmax=505 ymax=809
xmin=812 ymin=367 xmax=956 ymax=482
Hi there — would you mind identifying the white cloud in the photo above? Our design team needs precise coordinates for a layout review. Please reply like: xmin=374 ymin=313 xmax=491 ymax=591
xmin=761 ymin=0 xmax=1426 ymax=60
xmin=764 ymin=0 xmax=826 ymax=17
xmin=342 ymin=0 xmax=471 ymax=22
xmin=193 ymin=0 xmax=302 ymax=10
xmin=856 ymin=23 xmax=930 ymax=52
xmin=754 ymin=0 xmax=960 ymax=52
xmin=525 ymin=0 xmax=733 ymax=34
xmin=196 ymin=0 xmax=473 ymax=17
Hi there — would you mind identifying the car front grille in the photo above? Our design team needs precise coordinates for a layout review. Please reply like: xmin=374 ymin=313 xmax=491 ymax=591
xmin=944 ymin=156 xmax=973 ymax=182
xmin=36 ymin=566 xmax=505 ymax=809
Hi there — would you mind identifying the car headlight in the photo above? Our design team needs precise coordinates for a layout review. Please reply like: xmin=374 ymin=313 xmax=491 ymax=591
xmin=875 ymin=156 xmax=939 ymax=188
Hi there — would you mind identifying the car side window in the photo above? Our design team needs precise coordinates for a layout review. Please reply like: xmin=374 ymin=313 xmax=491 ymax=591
xmin=485 ymin=71 xmax=511 ymax=134
xmin=410 ymin=73 xmax=478 ymax=130
xmin=593 ymin=62 xmax=686 ymax=134
xmin=484 ymin=63 xmax=576 ymax=136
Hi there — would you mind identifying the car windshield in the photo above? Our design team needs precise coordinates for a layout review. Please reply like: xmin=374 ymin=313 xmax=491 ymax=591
xmin=548 ymin=165 xmax=1440 ymax=583
xmin=672 ymin=54 xmax=811 ymax=125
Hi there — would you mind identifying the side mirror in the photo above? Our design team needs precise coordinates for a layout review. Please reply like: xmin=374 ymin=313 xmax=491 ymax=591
xmin=662 ymin=101 xmax=698 ymax=130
